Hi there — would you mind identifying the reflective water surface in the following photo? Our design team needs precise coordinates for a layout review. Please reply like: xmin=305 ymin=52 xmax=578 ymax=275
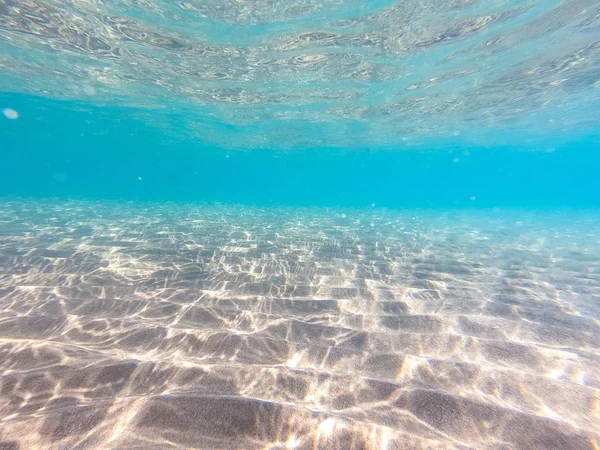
xmin=1 ymin=0 xmax=599 ymax=148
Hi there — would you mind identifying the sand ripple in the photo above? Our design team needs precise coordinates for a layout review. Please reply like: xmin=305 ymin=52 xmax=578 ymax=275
xmin=0 ymin=199 xmax=599 ymax=449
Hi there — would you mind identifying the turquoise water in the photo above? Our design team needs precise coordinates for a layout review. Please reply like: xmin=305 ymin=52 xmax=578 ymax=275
xmin=1 ymin=91 xmax=599 ymax=207
xmin=1 ymin=0 xmax=600 ymax=448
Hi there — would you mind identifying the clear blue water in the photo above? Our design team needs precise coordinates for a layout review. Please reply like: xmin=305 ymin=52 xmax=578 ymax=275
xmin=2 ymin=91 xmax=600 ymax=207
xmin=1 ymin=0 xmax=600 ymax=448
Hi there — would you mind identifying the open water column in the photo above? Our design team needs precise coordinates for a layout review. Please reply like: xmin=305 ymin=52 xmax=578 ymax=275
xmin=1 ymin=0 xmax=600 ymax=448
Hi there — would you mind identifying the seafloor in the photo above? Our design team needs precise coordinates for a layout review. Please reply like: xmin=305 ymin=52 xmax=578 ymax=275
xmin=0 ymin=199 xmax=599 ymax=449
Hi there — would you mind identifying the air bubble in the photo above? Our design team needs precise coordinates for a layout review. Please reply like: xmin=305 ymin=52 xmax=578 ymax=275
xmin=3 ymin=108 xmax=19 ymax=120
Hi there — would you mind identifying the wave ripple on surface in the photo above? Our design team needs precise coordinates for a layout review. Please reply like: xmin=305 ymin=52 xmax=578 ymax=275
xmin=1 ymin=0 xmax=599 ymax=148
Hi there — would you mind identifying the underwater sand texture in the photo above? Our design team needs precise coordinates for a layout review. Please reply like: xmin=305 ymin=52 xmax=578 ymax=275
xmin=0 ymin=199 xmax=599 ymax=449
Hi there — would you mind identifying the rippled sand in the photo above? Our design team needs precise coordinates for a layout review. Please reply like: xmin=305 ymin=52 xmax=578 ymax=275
xmin=0 ymin=199 xmax=599 ymax=449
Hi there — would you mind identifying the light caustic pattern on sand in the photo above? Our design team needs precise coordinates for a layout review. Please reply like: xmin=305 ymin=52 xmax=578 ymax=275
xmin=0 ymin=199 xmax=599 ymax=449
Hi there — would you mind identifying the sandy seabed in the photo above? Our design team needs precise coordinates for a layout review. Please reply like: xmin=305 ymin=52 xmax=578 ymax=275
xmin=0 ymin=199 xmax=599 ymax=449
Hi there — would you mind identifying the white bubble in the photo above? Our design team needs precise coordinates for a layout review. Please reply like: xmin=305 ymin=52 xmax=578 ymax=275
xmin=470 ymin=196 xmax=476 ymax=201
xmin=371 ymin=203 xmax=376 ymax=207
xmin=3 ymin=108 xmax=19 ymax=120
xmin=341 ymin=214 xmax=347 ymax=218
xmin=225 ymin=155 xmax=230 ymax=159
xmin=138 ymin=176 xmax=143 ymax=181
xmin=370 ymin=222 xmax=375 ymax=227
